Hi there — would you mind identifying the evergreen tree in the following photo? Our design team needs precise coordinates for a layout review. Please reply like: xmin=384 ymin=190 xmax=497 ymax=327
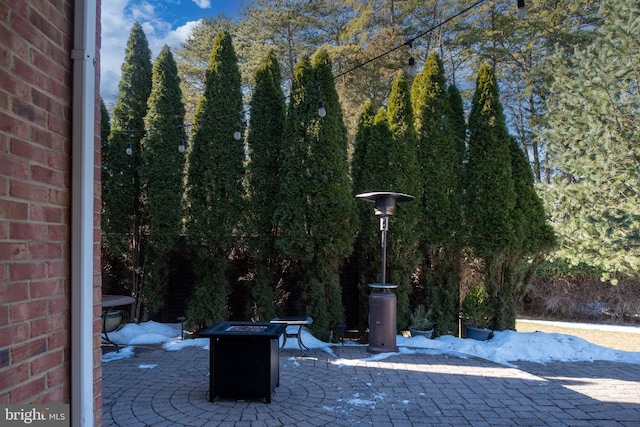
xmin=185 ymin=31 xmax=244 ymax=328
xmin=465 ymin=62 xmax=516 ymax=330
xmin=274 ymin=49 xmax=356 ymax=340
xmin=507 ymin=136 xmax=556 ymax=319
xmin=174 ymin=16 xmax=234 ymax=125
xmin=466 ymin=63 xmax=515 ymax=257
xmin=351 ymin=102 xmax=376 ymax=199
xmin=138 ymin=45 xmax=186 ymax=317
xmin=306 ymin=48 xmax=356 ymax=340
xmin=447 ymin=84 xmax=466 ymax=154
xmin=351 ymin=71 xmax=421 ymax=333
xmin=543 ymin=0 xmax=639 ymax=282
xmin=466 ymin=62 xmax=554 ymax=330
xmin=448 ymin=0 xmax=601 ymax=182
xmin=412 ymin=51 xmax=464 ymax=336
xmin=274 ymin=54 xmax=315 ymax=264
xmin=351 ymin=102 xmax=379 ymax=331
xmin=246 ymin=49 xmax=286 ymax=321
xmin=102 ymin=22 xmax=153 ymax=321
xmin=383 ymin=70 xmax=421 ymax=330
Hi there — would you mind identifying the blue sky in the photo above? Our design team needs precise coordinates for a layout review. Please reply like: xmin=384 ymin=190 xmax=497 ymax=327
xmin=101 ymin=0 xmax=243 ymax=106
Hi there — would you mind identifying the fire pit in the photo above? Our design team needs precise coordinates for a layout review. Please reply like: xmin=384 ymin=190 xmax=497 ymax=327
xmin=199 ymin=321 xmax=286 ymax=403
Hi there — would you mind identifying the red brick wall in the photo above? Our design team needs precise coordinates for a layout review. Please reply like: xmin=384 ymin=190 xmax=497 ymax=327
xmin=94 ymin=3 xmax=103 ymax=423
xmin=0 ymin=0 xmax=102 ymax=420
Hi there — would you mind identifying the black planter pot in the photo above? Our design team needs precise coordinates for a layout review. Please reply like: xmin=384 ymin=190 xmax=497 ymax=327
xmin=465 ymin=325 xmax=491 ymax=341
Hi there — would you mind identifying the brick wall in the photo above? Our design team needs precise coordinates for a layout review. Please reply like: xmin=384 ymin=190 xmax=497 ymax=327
xmin=0 ymin=0 xmax=102 ymax=420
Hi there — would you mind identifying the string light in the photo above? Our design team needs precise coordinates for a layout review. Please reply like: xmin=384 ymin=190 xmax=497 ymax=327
xmin=115 ymin=0 xmax=494 ymax=143
xmin=126 ymin=131 xmax=133 ymax=155
xmin=178 ymin=126 xmax=186 ymax=153
xmin=517 ymin=0 xmax=527 ymax=20
xmin=317 ymin=100 xmax=326 ymax=118
xmin=406 ymin=41 xmax=417 ymax=77
xmin=233 ymin=114 xmax=243 ymax=140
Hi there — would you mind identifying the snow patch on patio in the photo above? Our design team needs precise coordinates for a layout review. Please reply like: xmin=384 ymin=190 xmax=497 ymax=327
xmin=102 ymin=320 xmax=640 ymax=367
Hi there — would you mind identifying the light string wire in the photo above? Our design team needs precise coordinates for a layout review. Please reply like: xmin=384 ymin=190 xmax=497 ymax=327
xmin=113 ymin=0 xmax=490 ymax=141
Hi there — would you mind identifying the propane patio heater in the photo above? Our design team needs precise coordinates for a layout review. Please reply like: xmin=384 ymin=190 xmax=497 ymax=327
xmin=356 ymin=191 xmax=414 ymax=353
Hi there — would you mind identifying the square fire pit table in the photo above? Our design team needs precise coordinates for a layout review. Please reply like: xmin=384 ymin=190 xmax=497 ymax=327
xmin=200 ymin=321 xmax=286 ymax=403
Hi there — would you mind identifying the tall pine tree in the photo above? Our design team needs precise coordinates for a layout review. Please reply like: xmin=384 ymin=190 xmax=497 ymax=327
xmin=246 ymin=49 xmax=286 ymax=321
xmin=138 ymin=45 xmax=186 ymax=318
xmin=466 ymin=62 xmax=553 ymax=330
xmin=543 ymin=0 xmax=639 ymax=282
xmin=306 ymin=48 xmax=356 ymax=340
xmin=102 ymin=22 xmax=153 ymax=321
xmin=274 ymin=55 xmax=315 ymax=264
xmin=273 ymin=49 xmax=356 ymax=340
xmin=382 ymin=70 xmax=421 ymax=330
xmin=412 ymin=51 xmax=464 ymax=336
xmin=465 ymin=62 xmax=516 ymax=330
xmin=351 ymin=101 xmax=380 ymax=331
xmin=351 ymin=71 xmax=421 ymax=332
xmin=185 ymin=31 xmax=244 ymax=328
xmin=466 ymin=63 xmax=515 ymax=256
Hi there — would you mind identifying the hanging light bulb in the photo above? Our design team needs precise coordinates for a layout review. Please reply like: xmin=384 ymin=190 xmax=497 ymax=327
xmin=234 ymin=123 xmax=242 ymax=140
xmin=407 ymin=56 xmax=417 ymax=77
xmin=125 ymin=131 xmax=133 ymax=155
xmin=318 ymin=99 xmax=326 ymax=118
xmin=315 ymin=83 xmax=327 ymax=118
xmin=178 ymin=126 xmax=186 ymax=153
xmin=406 ymin=40 xmax=418 ymax=77
xmin=517 ymin=0 xmax=527 ymax=20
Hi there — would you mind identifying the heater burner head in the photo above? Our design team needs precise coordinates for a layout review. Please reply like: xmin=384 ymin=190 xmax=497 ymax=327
xmin=355 ymin=191 xmax=414 ymax=217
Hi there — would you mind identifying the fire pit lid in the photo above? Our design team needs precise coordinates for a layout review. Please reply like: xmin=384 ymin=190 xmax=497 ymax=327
xmin=200 ymin=321 xmax=286 ymax=338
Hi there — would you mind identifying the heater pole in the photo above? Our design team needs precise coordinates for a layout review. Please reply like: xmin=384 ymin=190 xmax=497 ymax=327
xmin=355 ymin=191 xmax=414 ymax=354
xmin=380 ymin=217 xmax=388 ymax=286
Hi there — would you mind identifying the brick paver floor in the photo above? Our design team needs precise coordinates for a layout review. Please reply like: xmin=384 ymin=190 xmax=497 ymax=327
xmin=101 ymin=344 xmax=640 ymax=426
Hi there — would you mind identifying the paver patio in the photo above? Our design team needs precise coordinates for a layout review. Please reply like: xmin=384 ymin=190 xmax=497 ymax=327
xmin=101 ymin=344 xmax=640 ymax=426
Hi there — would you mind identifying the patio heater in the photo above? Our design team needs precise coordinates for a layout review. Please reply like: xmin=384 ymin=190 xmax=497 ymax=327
xmin=356 ymin=191 xmax=414 ymax=353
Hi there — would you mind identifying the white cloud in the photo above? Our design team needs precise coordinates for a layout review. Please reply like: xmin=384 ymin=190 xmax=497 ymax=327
xmin=129 ymin=1 xmax=156 ymax=22
xmin=164 ymin=20 xmax=200 ymax=49
xmin=192 ymin=0 xmax=212 ymax=8
xmin=100 ymin=0 xmax=200 ymax=107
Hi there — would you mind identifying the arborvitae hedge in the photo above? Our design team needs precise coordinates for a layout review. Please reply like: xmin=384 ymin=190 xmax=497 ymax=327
xmin=383 ymin=71 xmax=421 ymax=330
xmin=139 ymin=45 xmax=186 ymax=317
xmin=351 ymin=71 xmax=421 ymax=332
xmin=246 ymin=49 xmax=286 ymax=321
xmin=102 ymin=22 xmax=152 ymax=321
xmin=351 ymin=102 xmax=379 ymax=331
xmin=103 ymin=22 xmax=152 ymax=260
xmin=412 ymin=52 xmax=464 ymax=336
xmin=305 ymin=49 xmax=356 ymax=339
xmin=466 ymin=63 xmax=516 ymax=257
xmin=273 ymin=50 xmax=356 ymax=341
xmin=465 ymin=62 xmax=555 ymax=330
xmin=185 ymin=31 xmax=244 ymax=328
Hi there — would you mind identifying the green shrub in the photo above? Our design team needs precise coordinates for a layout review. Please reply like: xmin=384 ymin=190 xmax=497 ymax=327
xmin=410 ymin=304 xmax=433 ymax=330
xmin=460 ymin=285 xmax=495 ymax=329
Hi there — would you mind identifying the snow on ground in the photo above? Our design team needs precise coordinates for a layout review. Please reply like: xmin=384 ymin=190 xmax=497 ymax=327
xmin=102 ymin=320 xmax=640 ymax=367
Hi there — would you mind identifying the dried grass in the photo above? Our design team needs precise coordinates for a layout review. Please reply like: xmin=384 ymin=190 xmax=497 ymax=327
xmin=522 ymin=275 xmax=640 ymax=325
